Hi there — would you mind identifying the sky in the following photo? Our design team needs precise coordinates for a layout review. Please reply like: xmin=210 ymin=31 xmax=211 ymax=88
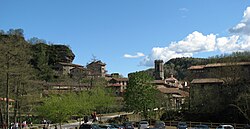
xmin=1 ymin=0 xmax=250 ymax=77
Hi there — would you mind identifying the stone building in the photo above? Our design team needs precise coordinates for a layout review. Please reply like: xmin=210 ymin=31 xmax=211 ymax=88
xmin=154 ymin=60 xmax=164 ymax=80
xmin=188 ymin=62 xmax=250 ymax=112
xmin=107 ymin=77 xmax=129 ymax=96
xmin=54 ymin=62 xmax=84 ymax=75
xmin=87 ymin=60 xmax=106 ymax=77
xmin=153 ymin=60 xmax=189 ymax=110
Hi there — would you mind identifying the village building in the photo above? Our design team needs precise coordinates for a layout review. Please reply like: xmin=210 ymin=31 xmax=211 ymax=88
xmin=188 ymin=62 xmax=250 ymax=112
xmin=54 ymin=62 xmax=84 ymax=75
xmin=70 ymin=66 xmax=89 ymax=78
xmin=153 ymin=60 xmax=189 ymax=110
xmin=107 ymin=77 xmax=129 ymax=96
xmin=87 ymin=60 xmax=106 ymax=77
xmin=188 ymin=62 xmax=250 ymax=87
xmin=105 ymin=73 xmax=129 ymax=96
xmin=54 ymin=60 xmax=107 ymax=78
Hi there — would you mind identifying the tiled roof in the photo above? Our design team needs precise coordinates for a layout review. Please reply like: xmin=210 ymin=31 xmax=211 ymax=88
xmin=107 ymin=83 xmax=122 ymax=87
xmin=105 ymin=77 xmax=113 ymax=81
xmin=156 ymin=85 xmax=189 ymax=97
xmin=205 ymin=62 xmax=250 ymax=68
xmin=153 ymin=80 xmax=165 ymax=84
xmin=0 ymin=97 xmax=15 ymax=102
xmin=188 ymin=62 xmax=250 ymax=70
xmin=111 ymin=78 xmax=128 ymax=81
xmin=165 ymin=75 xmax=178 ymax=82
xmin=58 ymin=62 xmax=83 ymax=67
xmin=87 ymin=60 xmax=106 ymax=66
xmin=191 ymin=78 xmax=224 ymax=84
xmin=71 ymin=67 xmax=87 ymax=70
xmin=188 ymin=65 xmax=205 ymax=70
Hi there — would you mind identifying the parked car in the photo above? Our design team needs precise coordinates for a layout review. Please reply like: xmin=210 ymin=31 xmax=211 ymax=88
xmin=177 ymin=122 xmax=188 ymax=129
xmin=154 ymin=121 xmax=166 ymax=129
xmin=194 ymin=125 xmax=209 ymax=129
xmin=99 ymin=125 xmax=116 ymax=129
xmin=123 ymin=122 xmax=134 ymax=129
xmin=216 ymin=125 xmax=234 ymax=129
xmin=138 ymin=121 xmax=149 ymax=129
xmin=110 ymin=123 xmax=125 ymax=129
xmin=243 ymin=124 xmax=250 ymax=129
xmin=80 ymin=124 xmax=100 ymax=129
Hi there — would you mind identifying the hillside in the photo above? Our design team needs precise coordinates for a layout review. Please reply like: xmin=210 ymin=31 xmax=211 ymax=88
xmin=144 ymin=52 xmax=250 ymax=81
xmin=0 ymin=29 xmax=75 ymax=81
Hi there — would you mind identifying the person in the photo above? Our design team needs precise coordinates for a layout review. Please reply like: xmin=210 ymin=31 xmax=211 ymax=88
xmin=54 ymin=125 xmax=57 ymax=129
xmin=22 ymin=121 xmax=27 ymax=128
xmin=14 ymin=122 xmax=19 ymax=129
xmin=93 ymin=112 xmax=97 ymax=122
xmin=84 ymin=116 xmax=88 ymax=123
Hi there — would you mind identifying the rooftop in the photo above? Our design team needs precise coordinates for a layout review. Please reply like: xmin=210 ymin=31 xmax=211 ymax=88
xmin=156 ymin=85 xmax=189 ymax=97
xmin=188 ymin=62 xmax=250 ymax=70
xmin=191 ymin=78 xmax=224 ymax=84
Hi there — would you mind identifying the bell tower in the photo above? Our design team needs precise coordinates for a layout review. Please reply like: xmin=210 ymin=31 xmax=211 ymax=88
xmin=154 ymin=60 xmax=164 ymax=80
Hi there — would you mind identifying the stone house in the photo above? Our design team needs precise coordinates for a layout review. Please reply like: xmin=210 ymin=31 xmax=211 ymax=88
xmin=54 ymin=62 xmax=84 ymax=75
xmin=188 ymin=62 xmax=250 ymax=112
xmin=87 ymin=60 xmax=107 ymax=77
xmin=107 ymin=78 xmax=129 ymax=96
xmin=157 ymin=85 xmax=189 ymax=110
xmin=153 ymin=60 xmax=189 ymax=110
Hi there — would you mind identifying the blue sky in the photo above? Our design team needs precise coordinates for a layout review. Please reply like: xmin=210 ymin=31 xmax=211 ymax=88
xmin=1 ymin=0 xmax=250 ymax=77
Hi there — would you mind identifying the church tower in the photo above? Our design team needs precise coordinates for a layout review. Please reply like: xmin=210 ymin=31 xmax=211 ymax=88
xmin=154 ymin=60 xmax=164 ymax=80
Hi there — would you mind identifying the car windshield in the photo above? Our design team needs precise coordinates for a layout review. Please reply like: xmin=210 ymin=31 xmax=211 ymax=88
xmin=179 ymin=123 xmax=187 ymax=126
xmin=195 ymin=125 xmax=208 ymax=129
xmin=140 ymin=121 xmax=148 ymax=124
xmin=224 ymin=127 xmax=233 ymax=129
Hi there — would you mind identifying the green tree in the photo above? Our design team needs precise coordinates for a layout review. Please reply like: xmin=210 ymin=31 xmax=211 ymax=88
xmin=90 ymin=86 xmax=115 ymax=113
xmin=31 ymin=43 xmax=54 ymax=82
xmin=37 ymin=86 xmax=115 ymax=128
xmin=37 ymin=94 xmax=76 ymax=129
xmin=124 ymin=71 xmax=160 ymax=119
xmin=0 ymin=34 xmax=36 ymax=127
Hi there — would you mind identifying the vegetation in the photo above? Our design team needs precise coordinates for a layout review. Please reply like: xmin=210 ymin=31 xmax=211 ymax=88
xmin=0 ymin=32 xmax=38 ymax=127
xmin=124 ymin=71 xmax=161 ymax=119
xmin=1 ymin=28 xmax=250 ymax=125
xmin=36 ymin=87 xmax=115 ymax=129
xmin=0 ymin=29 xmax=116 ymax=127
xmin=144 ymin=52 xmax=250 ymax=81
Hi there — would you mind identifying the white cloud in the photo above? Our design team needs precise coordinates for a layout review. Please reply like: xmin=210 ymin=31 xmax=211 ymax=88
xmin=169 ymin=31 xmax=216 ymax=53
xmin=137 ymin=6 xmax=250 ymax=67
xmin=179 ymin=8 xmax=189 ymax=12
xmin=124 ymin=52 xmax=145 ymax=58
xmin=140 ymin=31 xmax=216 ymax=66
xmin=140 ymin=47 xmax=193 ymax=66
xmin=216 ymin=35 xmax=241 ymax=52
xmin=229 ymin=7 xmax=250 ymax=35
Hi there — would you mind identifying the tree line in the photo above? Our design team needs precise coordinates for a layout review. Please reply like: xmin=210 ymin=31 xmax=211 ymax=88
xmin=0 ymin=29 xmax=116 ymax=129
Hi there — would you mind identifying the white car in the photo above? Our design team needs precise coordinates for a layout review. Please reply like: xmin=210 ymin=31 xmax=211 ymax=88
xmin=216 ymin=125 xmax=234 ymax=129
xmin=138 ymin=121 xmax=149 ymax=129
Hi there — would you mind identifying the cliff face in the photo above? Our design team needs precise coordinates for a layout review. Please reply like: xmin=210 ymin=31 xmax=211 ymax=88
xmin=49 ymin=44 xmax=75 ymax=64
xmin=0 ymin=34 xmax=75 ymax=67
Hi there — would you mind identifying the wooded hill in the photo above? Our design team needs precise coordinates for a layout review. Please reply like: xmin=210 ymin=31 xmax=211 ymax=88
xmin=145 ymin=52 xmax=250 ymax=81
xmin=0 ymin=29 xmax=75 ymax=82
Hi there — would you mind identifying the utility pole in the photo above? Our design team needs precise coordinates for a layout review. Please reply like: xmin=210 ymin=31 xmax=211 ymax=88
xmin=0 ymin=108 xmax=4 ymax=129
xmin=14 ymin=77 xmax=20 ymax=125
xmin=5 ymin=51 xmax=10 ymax=129
xmin=6 ymin=72 xmax=9 ymax=129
